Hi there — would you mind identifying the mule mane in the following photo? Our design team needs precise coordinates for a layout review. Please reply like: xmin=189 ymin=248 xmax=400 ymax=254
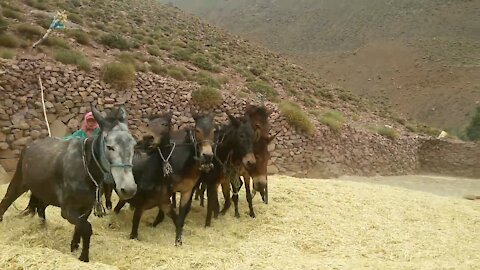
xmin=246 ymin=105 xmax=269 ymax=121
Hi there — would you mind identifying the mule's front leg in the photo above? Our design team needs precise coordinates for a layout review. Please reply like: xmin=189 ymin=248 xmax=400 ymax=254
xmin=232 ymin=179 xmax=242 ymax=218
xmin=175 ymin=190 xmax=194 ymax=246
xmin=79 ymin=219 xmax=93 ymax=262
xmin=205 ymin=182 xmax=218 ymax=227
xmin=104 ymin=184 xmax=113 ymax=210
xmin=244 ymin=179 xmax=256 ymax=218
xmin=219 ymin=180 xmax=231 ymax=215
xmin=114 ymin=200 xmax=127 ymax=214
xmin=130 ymin=207 xmax=144 ymax=239
xmin=260 ymin=182 xmax=268 ymax=204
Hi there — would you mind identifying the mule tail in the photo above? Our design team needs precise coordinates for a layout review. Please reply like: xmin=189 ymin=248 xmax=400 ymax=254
xmin=0 ymin=148 xmax=27 ymax=221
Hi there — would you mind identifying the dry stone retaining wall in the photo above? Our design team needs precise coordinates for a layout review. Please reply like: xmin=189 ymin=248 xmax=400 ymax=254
xmin=1 ymin=58 xmax=475 ymax=179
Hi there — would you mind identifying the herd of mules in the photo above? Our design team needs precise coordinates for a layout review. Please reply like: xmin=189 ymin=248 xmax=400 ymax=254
xmin=0 ymin=104 xmax=276 ymax=262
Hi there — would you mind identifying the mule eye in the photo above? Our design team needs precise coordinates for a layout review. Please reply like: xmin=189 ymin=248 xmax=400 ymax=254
xmin=107 ymin=146 xmax=115 ymax=151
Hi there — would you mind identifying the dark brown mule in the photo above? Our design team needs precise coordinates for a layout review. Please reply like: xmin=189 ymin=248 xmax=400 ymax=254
xmin=113 ymin=113 xmax=215 ymax=245
xmin=104 ymin=112 xmax=173 ymax=210
xmin=0 ymin=105 xmax=137 ymax=262
xmin=199 ymin=114 xmax=257 ymax=227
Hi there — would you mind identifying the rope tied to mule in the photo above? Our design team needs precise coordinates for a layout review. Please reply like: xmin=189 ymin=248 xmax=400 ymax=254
xmin=32 ymin=10 xmax=67 ymax=48
xmin=81 ymin=138 xmax=106 ymax=218
xmin=158 ymin=143 xmax=175 ymax=177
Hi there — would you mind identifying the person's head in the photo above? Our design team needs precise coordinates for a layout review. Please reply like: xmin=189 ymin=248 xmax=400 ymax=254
xmin=82 ymin=112 xmax=100 ymax=135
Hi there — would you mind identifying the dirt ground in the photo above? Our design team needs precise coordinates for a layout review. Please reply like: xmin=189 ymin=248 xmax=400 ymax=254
xmin=0 ymin=175 xmax=479 ymax=269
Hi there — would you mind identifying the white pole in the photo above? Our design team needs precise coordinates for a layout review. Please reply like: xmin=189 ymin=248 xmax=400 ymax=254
xmin=38 ymin=75 xmax=51 ymax=137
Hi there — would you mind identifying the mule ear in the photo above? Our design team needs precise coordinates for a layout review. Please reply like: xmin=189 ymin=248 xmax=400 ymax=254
xmin=91 ymin=104 xmax=106 ymax=128
xmin=227 ymin=113 xmax=240 ymax=127
xmin=117 ymin=105 xmax=128 ymax=123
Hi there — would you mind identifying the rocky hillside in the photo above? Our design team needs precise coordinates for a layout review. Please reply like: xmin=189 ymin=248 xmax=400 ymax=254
xmin=162 ymin=0 xmax=480 ymax=133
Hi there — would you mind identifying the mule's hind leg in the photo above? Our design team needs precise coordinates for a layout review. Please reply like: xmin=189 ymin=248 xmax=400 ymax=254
xmin=260 ymin=181 xmax=268 ymax=204
xmin=21 ymin=194 xmax=38 ymax=217
xmin=198 ymin=182 xmax=207 ymax=207
xmin=150 ymin=209 xmax=165 ymax=227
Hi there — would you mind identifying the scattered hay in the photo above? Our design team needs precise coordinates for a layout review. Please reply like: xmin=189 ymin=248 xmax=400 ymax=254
xmin=0 ymin=176 xmax=479 ymax=269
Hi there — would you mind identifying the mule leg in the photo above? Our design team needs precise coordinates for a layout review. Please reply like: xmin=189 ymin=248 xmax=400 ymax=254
xmin=205 ymin=182 xmax=218 ymax=227
xmin=261 ymin=182 xmax=269 ymax=204
xmin=104 ymin=184 xmax=113 ymax=210
xmin=150 ymin=209 xmax=165 ymax=227
xmin=232 ymin=178 xmax=243 ymax=218
xmin=171 ymin=193 xmax=177 ymax=209
xmin=130 ymin=206 xmax=144 ymax=239
xmin=63 ymin=209 xmax=93 ymax=262
xmin=245 ymin=178 xmax=256 ymax=218
xmin=220 ymin=180 xmax=231 ymax=215
xmin=0 ymin=176 xmax=28 ymax=222
xmin=114 ymin=200 xmax=127 ymax=214
xmin=21 ymin=194 xmax=38 ymax=217
xmin=174 ymin=189 xmax=194 ymax=246
xmin=199 ymin=182 xmax=207 ymax=207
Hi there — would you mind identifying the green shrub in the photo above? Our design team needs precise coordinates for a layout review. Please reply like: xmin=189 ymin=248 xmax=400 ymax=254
xmin=279 ymin=101 xmax=315 ymax=135
xmin=150 ymin=63 xmax=167 ymax=75
xmin=147 ymin=46 xmax=161 ymax=56
xmin=68 ymin=13 xmax=83 ymax=25
xmin=68 ymin=30 xmax=90 ymax=45
xmin=25 ymin=0 xmax=49 ymax=10
xmin=377 ymin=127 xmax=399 ymax=140
xmin=191 ymin=54 xmax=215 ymax=71
xmin=191 ymin=86 xmax=223 ymax=109
xmin=100 ymin=34 xmax=130 ymax=50
xmin=0 ymin=48 xmax=15 ymax=59
xmin=16 ymin=24 xmax=43 ymax=39
xmin=34 ymin=14 xmax=51 ymax=29
xmin=465 ymin=106 xmax=480 ymax=141
xmin=0 ymin=16 xmax=9 ymax=33
xmin=53 ymin=49 xmax=90 ymax=71
xmin=158 ymin=40 xmax=171 ymax=50
xmin=246 ymin=81 xmax=278 ymax=101
xmin=0 ymin=33 xmax=19 ymax=48
xmin=116 ymin=52 xmax=137 ymax=65
xmin=319 ymin=110 xmax=345 ymax=133
xmin=101 ymin=62 xmax=136 ymax=89
xmin=43 ymin=36 xmax=69 ymax=48
xmin=2 ymin=9 xmax=24 ymax=20
xmin=170 ymin=47 xmax=192 ymax=61
xmin=194 ymin=72 xmax=220 ymax=89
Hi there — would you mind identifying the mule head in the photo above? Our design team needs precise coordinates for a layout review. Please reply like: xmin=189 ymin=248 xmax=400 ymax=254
xmin=193 ymin=112 xmax=215 ymax=167
xmin=245 ymin=104 xmax=271 ymax=141
xmin=91 ymin=105 xmax=137 ymax=200
xmin=145 ymin=112 xmax=173 ymax=146
xmin=227 ymin=113 xmax=256 ymax=170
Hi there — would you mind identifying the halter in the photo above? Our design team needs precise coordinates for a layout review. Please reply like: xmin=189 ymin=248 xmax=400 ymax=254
xmin=189 ymin=129 xmax=214 ymax=172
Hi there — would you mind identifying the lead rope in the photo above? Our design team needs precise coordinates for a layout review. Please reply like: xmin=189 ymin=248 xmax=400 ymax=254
xmin=158 ymin=143 xmax=175 ymax=177
xmin=81 ymin=138 xmax=106 ymax=218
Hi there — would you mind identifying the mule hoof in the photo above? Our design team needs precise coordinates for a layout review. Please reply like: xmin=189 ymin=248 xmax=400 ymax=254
xmin=0 ymin=215 xmax=3 ymax=222
xmin=71 ymin=243 xmax=79 ymax=252
xmin=175 ymin=239 xmax=183 ymax=246
xmin=234 ymin=212 xmax=240 ymax=218
xmin=79 ymin=255 xmax=89 ymax=262
xmin=106 ymin=202 xmax=112 ymax=210
xmin=249 ymin=212 xmax=256 ymax=218
xmin=148 ymin=222 xmax=158 ymax=228
xmin=129 ymin=233 xmax=138 ymax=240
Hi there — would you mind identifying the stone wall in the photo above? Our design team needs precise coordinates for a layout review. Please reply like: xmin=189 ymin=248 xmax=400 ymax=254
xmin=418 ymin=139 xmax=480 ymax=178
xmin=0 ymin=58 xmax=424 ymax=178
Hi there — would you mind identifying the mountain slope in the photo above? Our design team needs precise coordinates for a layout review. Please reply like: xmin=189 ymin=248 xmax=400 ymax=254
xmin=161 ymin=0 xmax=480 ymax=132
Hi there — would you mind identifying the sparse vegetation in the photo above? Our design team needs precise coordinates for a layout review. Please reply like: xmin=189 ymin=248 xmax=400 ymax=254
xmin=319 ymin=110 xmax=345 ymax=133
xmin=68 ymin=13 xmax=83 ymax=25
xmin=0 ymin=48 xmax=15 ymax=59
xmin=465 ymin=106 xmax=480 ymax=141
xmin=246 ymin=81 xmax=278 ymax=101
xmin=68 ymin=30 xmax=91 ymax=45
xmin=170 ymin=47 xmax=192 ymax=61
xmin=16 ymin=24 xmax=43 ymax=39
xmin=100 ymin=34 xmax=130 ymax=50
xmin=0 ymin=16 xmax=9 ymax=33
xmin=53 ymin=49 xmax=90 ymax=71
xmin=377 ymin=127 xmax=399 ymax=140
xmin=191 ymin=54 xmax=216 ymax=71
xmin=101 ymin=62 xmax=136 ymax=89
xmin=2 ymin=9 xmax=24 ymax=21
xmin=279 ymin=101 xmax=315 ymax=135
xmin=25 ymin=0 xmax=49 ymax=10
xmin=0 ymin=34 xmax=20 ymax=48
xmin=191 ymin=86 xmax=223 ymax=109
xmin=194 ymin=72 xmax=221 ymax=89
xmin=147 ymin=46 xmax=161 ymax=56
xmin=44 ymin=36 xmax=69 ymax=48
